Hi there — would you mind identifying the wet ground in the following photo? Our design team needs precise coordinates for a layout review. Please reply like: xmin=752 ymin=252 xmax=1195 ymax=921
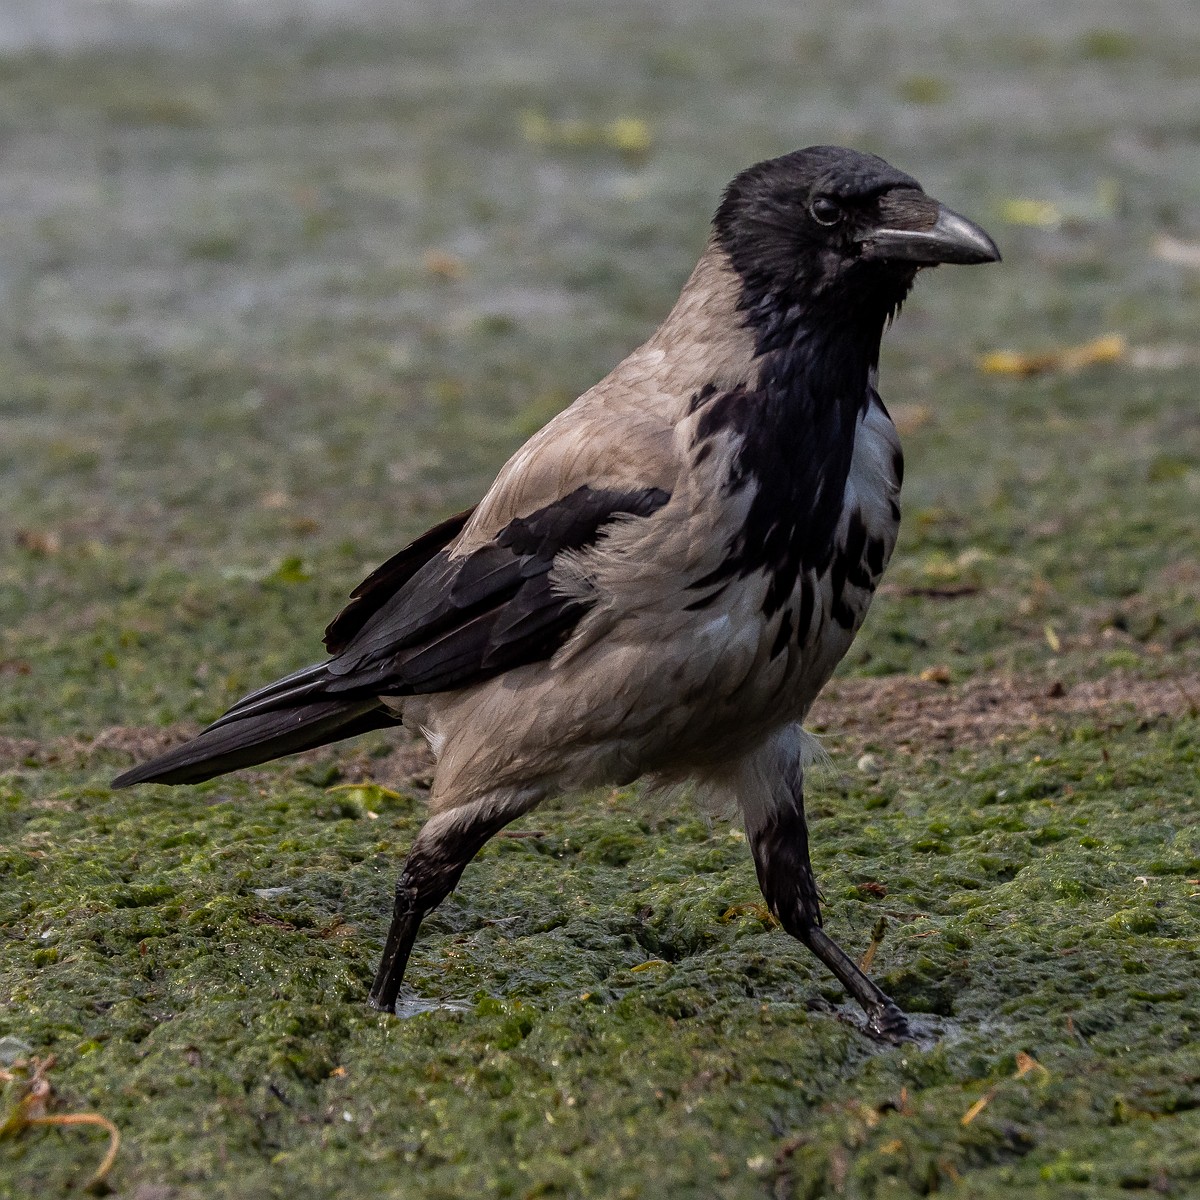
xmin=1 ymin=1 xmax=1198 ymax=1196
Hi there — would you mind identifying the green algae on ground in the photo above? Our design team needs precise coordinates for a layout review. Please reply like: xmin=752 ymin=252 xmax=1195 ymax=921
xmin=2 ymin=1 xmax=1200 ymax=1196
xmin=2 ymin=716 xmax=1199 ymax=1197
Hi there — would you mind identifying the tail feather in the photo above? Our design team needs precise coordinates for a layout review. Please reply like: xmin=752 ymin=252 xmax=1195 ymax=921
xmin=112 ymin=697 xmax=400 ymax=788
xmin=204 ymin=660 xmax=333 ymax=732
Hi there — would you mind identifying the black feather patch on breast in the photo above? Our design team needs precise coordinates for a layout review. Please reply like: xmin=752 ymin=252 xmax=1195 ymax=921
xmin=689 ymin=332 xmax=872 ymax=617
xmin=325 ymin=484 xmax=669 ymax=696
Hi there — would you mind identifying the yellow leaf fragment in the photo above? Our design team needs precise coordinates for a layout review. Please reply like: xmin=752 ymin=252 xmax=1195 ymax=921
xmin=1001 ymin=183 xmax=1117 ymax=228
xmin=977 ymin=349 xmax=1034 ymax=376
xmin=1014 ymin=1051 xmax=1048 ymax=1079
xmin=978 ymin=334 xmax=1126 ymax=377
xmin=326 ymin=783 xmax=403 ymax=802
xmin=1044 ymin=624 xmax=1062 ymax=653
xmin=630 ymin=959 xmax=669 ymax=973
xmin=605 ymin=117 xmax=652 ymax=155
xmin=519 ymin=111 xmax=651 ymax=156
xmin=1065 ymin=334 xmax=1126 ymax=368
xmin=720 ymin=902 xmax=775 ymax=925
xmin=961 ymin=1092 xmax=992 ymax=1125
xmin=1001 ymin=198 xmax=1061 ymax=227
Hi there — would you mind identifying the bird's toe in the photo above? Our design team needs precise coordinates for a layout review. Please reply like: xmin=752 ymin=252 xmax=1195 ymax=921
xmin=866 ymin=1000 xmax=915 ymax=1044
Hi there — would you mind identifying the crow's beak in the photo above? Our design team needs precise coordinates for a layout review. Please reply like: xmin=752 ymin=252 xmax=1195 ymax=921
xmin=860 ymin=200 xmax=1001 ymax=266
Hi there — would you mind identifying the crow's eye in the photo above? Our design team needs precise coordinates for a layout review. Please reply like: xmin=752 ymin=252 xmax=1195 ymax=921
xmin=810 ymin=197 xmax=843 ymax=226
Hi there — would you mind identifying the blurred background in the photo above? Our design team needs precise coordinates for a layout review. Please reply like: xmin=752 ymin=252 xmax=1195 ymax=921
xmin=4 ymin=0 xmax=1198 ymax=736
xmin=1 ymin=0 xmax=1198 ymax=724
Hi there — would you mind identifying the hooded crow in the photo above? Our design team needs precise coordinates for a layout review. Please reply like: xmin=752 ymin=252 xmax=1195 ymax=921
xmin=114 ymin=146 xmax=999 ymax=1040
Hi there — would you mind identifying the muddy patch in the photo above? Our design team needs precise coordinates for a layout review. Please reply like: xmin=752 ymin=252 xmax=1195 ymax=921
xmin=3 ymin=669 xmax=1192 ymax=782
xmin=811 ymin=668 xmax=1197 ymax=754
xmin=0 ymin=718 xmax=437 ymax=789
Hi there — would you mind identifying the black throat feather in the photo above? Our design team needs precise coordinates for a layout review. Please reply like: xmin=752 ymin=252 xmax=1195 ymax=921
xmin=690 ymin=267 xmax=898 ymax=618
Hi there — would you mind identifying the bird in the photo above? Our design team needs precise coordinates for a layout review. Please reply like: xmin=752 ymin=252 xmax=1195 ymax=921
xmin=114 ymin=145 xmax=999 ymax=1040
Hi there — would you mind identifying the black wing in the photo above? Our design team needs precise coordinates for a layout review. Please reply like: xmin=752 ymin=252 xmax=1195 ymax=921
xmin=112 ymin=484 xmax=670 ymax=788
xmin=324 ymin=505 xmax=475 ymax=654
xmin=324 ymin=483 xmax=670 ymax=696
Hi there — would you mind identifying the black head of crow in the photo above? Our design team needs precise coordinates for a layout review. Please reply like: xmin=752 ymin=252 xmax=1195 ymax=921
xmin=114 ymin=146 xmax=999 ymax=1042
xmin=714 ymin=145 xmax=998 ymax=348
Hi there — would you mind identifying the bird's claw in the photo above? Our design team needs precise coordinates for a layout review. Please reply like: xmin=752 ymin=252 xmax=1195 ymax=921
xmin=866 ymin=1000 xmax=915 ymax=1044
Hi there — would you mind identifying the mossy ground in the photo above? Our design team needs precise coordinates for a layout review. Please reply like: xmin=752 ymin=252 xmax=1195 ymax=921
xmin=2 ymin=3 xmax=1199 ymax=1197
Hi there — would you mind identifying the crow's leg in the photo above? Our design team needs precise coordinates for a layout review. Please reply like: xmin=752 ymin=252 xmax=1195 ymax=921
xmin=369 ymin=785 xmax=543 ymax=1013
xmin=735 ymin=726 xmax=911 ymax=1041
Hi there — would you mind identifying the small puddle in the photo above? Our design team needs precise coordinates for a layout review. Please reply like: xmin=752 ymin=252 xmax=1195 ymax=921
xmin=814 ymin=1004 xmax=1015 ymax=1052
xmin=389 ymin=993 xmax=473 ymax=1019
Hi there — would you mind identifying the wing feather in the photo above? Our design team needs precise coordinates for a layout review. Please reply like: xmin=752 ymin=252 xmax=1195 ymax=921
xmin=323 ymin=506 xmax=474 ymax=654
xmin=325 ymin=484 xmax=670 ymax=698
